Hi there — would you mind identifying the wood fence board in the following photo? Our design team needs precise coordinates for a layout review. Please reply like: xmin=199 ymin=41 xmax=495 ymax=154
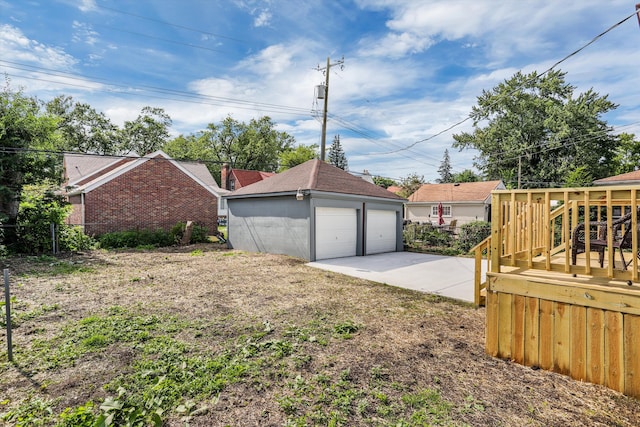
xmin=485 ymin=290 xmax=499 ymax=357
xmin=624 ymin=314 xmax=640 ymax=397
xmin=513 ymin=295 xmax=525 ymax=364
xmin=553 ymin=302 xmax=571 ymax=376
xmin=524 ymin=297 xmax=540 ymax=367
xmin=489 ymin=273 xmax=640 ymax=316
xmin=498 ymin=292 xmax=513 ymax=359
xmin=604 ymin=311 xmax=624 ymax=392
xmin=570 ymin=305 xmax=587 ymax=381
xmin=539 ymin=299 xmax=554 ymax=371
xmin=586 ymin=308 xmax=605 ymax=385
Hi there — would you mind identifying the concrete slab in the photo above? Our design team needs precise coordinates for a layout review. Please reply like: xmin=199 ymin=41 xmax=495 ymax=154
xmin=307 ymin=251 xmax=486 ymax=303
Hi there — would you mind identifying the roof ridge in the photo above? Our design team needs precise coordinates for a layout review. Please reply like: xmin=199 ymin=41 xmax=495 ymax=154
xmin=308 ymin=159 xmax=320 ymax=189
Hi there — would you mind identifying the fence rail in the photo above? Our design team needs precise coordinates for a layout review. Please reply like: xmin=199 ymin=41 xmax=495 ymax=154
xmin=489 ymin=186 xmax=640 ymax=281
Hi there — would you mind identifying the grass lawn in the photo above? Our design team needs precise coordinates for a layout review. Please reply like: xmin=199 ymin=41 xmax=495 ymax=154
xmin=1 ymin=245 xmax=639 ymax=426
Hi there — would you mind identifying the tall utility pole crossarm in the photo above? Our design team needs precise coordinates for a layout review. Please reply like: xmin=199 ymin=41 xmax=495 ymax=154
xmin=315 ymin=56 xmax=344 ymax=161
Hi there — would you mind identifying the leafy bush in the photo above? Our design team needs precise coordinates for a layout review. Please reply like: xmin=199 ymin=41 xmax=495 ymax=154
xmin=60 ymin=226 xmax=96 ymax=252
xmin=99 ymin=222 xmax=210 ymax=249
xmin=14 ymin=185 xmax=70 ymax=254
xmin=98 ymin=229 xmax=173 ymax=249
xmin=403 ymin=223 xmax=453 ymax=247
xmin=170 ymin=222 xmax=210 ymax=244
xmin=456 ymin=221 xmax=491 ymax=252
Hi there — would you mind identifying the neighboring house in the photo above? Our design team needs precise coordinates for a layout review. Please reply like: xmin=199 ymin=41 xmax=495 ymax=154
xmin=406 ymin=180 xmax=505 ymax=225
xmin=386 ymin=185 xmax=403 ymax=194
xmin=220 ymin=163 xmax=275 ymax=191
xmin=224 ymin=159 xmax=406 ymax=261
xmin=64 ymin=150 xmax=229 ymax=235
xmin=593 ymin=170 xmax=640 ymax=186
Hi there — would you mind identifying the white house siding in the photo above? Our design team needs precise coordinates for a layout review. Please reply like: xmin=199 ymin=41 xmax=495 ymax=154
xmin=405 ymin=203 xmax=488 ymax=225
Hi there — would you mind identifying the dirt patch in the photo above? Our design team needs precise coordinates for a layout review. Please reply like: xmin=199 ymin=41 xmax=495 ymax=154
xmin=1 ymin=245 xmax=640 ymax=426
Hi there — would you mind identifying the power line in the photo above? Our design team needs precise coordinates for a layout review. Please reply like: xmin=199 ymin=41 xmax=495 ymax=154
xmin=377 ymin=9 xmax=640 ymax=156
xmin=0 ymin=60 xmax=311 ymax=115
xmin=94 ymin=4 xmax=248 ymax=44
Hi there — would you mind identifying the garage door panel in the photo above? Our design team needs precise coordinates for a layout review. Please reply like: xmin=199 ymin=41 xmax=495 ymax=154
xmin=366 ymin=210 xmax=397 ymax=255
xmin=316 ymin=207 xmax=357 ymax=260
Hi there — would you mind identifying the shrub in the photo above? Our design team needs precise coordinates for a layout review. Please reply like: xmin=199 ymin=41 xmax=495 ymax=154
xmin=456 ymin=221 xmax=491 ymax=253
xmin=98 ymin=222 xmax=210 ymax=249
xmin=60 ymin=226 xmax=96 ymax=252
xmin=170 ymin=222 xmax=210 ymax=244
xmin=14 ymin=185 xmax=70 ymax=254
xmin=98 ymin=229 xmax=173 ymax=249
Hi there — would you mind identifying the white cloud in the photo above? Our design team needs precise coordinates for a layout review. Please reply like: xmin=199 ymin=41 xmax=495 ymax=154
xmin=236 ymin=44 xmax=298 ymax=76
xmin=72 ymin=21 xmax=99 ymax=46
xmin=0 ymin=24 xmax=77 ymax=70
xmin=254 ymin=10 xmax=272 ymax=27
xmin=78 ymin=0 xmax=98 ymax=12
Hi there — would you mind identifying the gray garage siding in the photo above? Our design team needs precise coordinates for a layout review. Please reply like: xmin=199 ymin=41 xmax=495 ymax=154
xmin=227 ymin=196 xmax=311 ymax=260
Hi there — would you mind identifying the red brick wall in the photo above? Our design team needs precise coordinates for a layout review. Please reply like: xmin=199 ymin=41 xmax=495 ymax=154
xmin=66 ymin=195 xmax=84 ymax=227
xmin=82 ymin=159 xmax=218 ymax=236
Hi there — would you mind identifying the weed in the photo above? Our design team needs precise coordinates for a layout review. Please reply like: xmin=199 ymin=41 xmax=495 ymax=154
xmin=190 ymin=249 xmax=204 ymax=256
xmin=333 ymin=320 xmax=360 ymax=339
xmin=461 ymin=395 xmax=485 ymax=413
xmin=0 ymin=396 xmax=55 ymax=426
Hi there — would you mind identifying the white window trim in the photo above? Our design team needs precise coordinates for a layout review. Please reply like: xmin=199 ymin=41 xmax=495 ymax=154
xmin=431 ymin=205 xmax=452 ymax=217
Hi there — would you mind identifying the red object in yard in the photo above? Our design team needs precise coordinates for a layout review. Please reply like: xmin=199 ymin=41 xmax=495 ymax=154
xmin=438 ymin=202 xmax=445 ymax=225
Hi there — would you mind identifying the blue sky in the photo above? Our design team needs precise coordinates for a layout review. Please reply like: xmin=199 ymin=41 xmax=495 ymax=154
xmin=2 ymin=0 xmax=639 ymax=183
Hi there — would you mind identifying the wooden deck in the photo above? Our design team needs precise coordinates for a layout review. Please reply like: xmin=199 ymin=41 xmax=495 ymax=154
xmin=474 ymin=186 xmax=640 ymax=399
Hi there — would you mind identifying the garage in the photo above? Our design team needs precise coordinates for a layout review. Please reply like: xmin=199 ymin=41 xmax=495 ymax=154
xmin=225 ymin=159 xmax=405 ymax=261
xmin=366 ymin=209 xmax=397 ymax=254
xmin=315 ymin=207 xmax=357 ymax=260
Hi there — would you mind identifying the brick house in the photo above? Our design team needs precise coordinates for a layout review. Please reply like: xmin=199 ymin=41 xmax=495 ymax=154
xmin=64 ymin=151 xmax=228 ymax=236
xmin=220 ymin=163 xmax=275 ymax=191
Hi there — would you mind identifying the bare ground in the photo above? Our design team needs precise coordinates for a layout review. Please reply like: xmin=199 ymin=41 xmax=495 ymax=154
xmin=1 ymin=244 xmax=640 ymax=426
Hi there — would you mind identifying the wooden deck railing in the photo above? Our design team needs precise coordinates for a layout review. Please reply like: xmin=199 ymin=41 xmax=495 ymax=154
xmin=471 ymin=236 xmax=491 ymax=307
xmin=472 ymin=186 xmax=640 ymax=306
xmin=489 ymin=186 xmax=640 ymax=281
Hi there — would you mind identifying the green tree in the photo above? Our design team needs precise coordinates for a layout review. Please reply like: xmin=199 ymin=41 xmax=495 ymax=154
xmin=564 ymin=166 xmax=593 ymax=187
xmin=398 ymin=173 xmax=425 ymax=198
xmin=437 ymin=149 xmax=453 ymax=183
xmin=373 ymin=176 xmax=398 ymax=188
xmin=611 ymin=133 xmax=640 ymax=175
xmin=163 ymin=115 xmax=294 ymax=183
xmin=278 ymin=144 xmax=318 ymax=171
xmin=452 ymin=70 xmax=618 ymax=188
xmin=327 ymin=134 xmax=348 ymax=170
xmin=122 ymin=106 xmax=172 ymax=155
xmin=0 ymin=85 xmax=61 ymax=250
xmin=46 ymin=95 xmax=120 ymax=154
xmin=453 ymin=169 xmax=481 ymax=183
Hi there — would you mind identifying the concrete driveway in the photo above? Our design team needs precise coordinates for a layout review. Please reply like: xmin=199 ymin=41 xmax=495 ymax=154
xmin=307 ymin=251 xmax=485 ymax=303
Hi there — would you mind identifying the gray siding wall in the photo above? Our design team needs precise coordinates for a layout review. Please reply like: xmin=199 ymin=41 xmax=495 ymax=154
xmin=228 ymin=193 xmax=405 ymax=261
xmin=227 ymin=196 xmax=311 ymax=260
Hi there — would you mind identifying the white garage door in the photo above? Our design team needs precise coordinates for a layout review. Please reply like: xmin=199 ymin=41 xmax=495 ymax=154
xmin=315 ymin=207 xmax=357 ymax=260
xmin=366 ymin=210 xmax=397 ymax=254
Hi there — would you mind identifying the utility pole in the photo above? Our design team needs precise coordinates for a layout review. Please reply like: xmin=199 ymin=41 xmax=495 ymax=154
xmin=315 ymin=56 xmax=344 ymax=161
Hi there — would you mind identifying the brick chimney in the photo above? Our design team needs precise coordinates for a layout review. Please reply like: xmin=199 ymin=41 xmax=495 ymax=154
xmin=221 ymin=163 xmax=230 ymax=190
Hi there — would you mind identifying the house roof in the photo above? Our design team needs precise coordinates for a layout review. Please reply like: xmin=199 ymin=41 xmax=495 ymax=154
xmin=386 ymin=185 xmax=402 ymax=194
xmin=227 ymin=159 xmax=405 ymax=201
xmin=408 ymin=180 xmax=504 ymax=203
xmin=64 ymin=151 xmax=228 ymax=197
xmin=230 ymin=169 xmax=275 ymax=187
xmin=64 ymin=153 xmax=135 ymax=187
xmin=593 ymin=170 xmax=640 ymax=185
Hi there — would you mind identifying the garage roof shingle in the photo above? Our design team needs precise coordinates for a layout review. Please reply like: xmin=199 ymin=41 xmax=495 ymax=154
xmin=227 ymin=159 xmax=405 ymax=200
